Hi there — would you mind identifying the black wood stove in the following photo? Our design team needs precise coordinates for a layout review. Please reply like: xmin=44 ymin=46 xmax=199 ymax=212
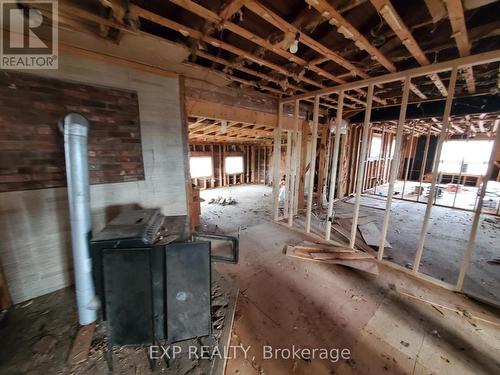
xmin=90 ymin=209 xmax=238 ymax=348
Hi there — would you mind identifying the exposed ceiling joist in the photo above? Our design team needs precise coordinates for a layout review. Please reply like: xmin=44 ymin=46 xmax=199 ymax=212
xmin=445 ymin=0 xmax=476 ymax=93
xmin=170 ymin=0 xmax=386 ymax=107
xmin=305 ymin=0 xmax=428 ymax=99
xmin=219 ymin=0 xmax=244 ymax=20
xmin=370 ymin=0 xmax=449 ymax=97
xmin=242 ymin=0 xmax=368 ymax=77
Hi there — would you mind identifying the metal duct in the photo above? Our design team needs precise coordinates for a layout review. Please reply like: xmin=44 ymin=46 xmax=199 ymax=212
xmin=61 ymin=113 xmax=97 ymax=325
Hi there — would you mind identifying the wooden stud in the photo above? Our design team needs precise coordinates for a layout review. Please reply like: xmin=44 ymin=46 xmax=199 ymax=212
xmin=417 ymin=126 xmax=432 ymax=202
xmin=350 ymin=84 xmax=374 ymax=248
xmin=456 ymin=128 xmax=500 ymax=289
xmin=325 ymin=91 xmax=344 ymax=240
xmin=414 ymin=67 xmax=458 ymax=273
xmin=272 ymin=103 xmax=283 ymax=221
xmin=288 ymin=100 xmax=300 ymax=226
xmin=284 ymin=131 xmax=292 ymax=219
xmin=378 ymin=76 xmax=411 ymax=260
xmin=306 ymin=96 xmax=320 ymax=233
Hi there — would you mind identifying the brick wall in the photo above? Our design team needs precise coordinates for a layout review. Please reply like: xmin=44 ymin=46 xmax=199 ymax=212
xmin=0 ymin=71 xmax=144 ymax=192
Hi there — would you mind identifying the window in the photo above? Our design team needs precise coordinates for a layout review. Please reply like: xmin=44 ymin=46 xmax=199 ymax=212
xmin=369 ymin=134 xmax=382 ymax=159
xmin=225 ymin=156 xmax=244 ymax=174
xmin=190 ymin=156 xmax=213 ymax=178
xmin=439 ymin=140 xmax=493 ymax=175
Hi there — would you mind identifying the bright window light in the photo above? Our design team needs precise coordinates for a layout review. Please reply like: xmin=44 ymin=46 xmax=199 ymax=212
xmin=225 ymin=156 xmax=244 ymax=174
xmin=369 ymin=134 xmax=382 ymax=159
xmin=439 ymin=140 xmax=493 ymax=175
xmin=190 ymin=156 xmax=213 ymax=178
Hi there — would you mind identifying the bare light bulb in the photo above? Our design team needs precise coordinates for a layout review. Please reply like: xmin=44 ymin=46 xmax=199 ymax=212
xmin=289 ymin=39 xmax=299 ymax=54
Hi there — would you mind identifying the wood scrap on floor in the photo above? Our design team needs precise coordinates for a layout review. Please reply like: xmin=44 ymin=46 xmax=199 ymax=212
xmin=332 ymin=219 xmax=378 ymax=256
xmin=68 ymin=322 xmax=96 ymax=366
xmin=358 ymin=222 xmax=392 ymax=248
xmin=345 ymin=194 xmax=393 ymax=210
xmin=396 ymin=289 xmax=500 ymax=328
xmin=286 ymin=243 xmax=378 ymax=275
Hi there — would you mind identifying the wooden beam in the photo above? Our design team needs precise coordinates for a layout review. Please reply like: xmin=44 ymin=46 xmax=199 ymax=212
xmin=370 ymin=0 xmax=448 ymax=96
xmin=445 ymin=0 xmax=476 ymax=93
xmin=280 ymin=49 xmax=500 ymax=103
xmin=171 ymin=0 xmax=385 ymax=105
xmin=243 ymin=0 xmax=367 ymax=77
xmin=307 ymin=0 xmax=395 ymax=72
xmin=306 ymin=0 xmax=427 ymax=99
xmin=219 ymin=0 xmax=244 ymax=20
xmin=130 ymin=5 xmax=291 ymax=76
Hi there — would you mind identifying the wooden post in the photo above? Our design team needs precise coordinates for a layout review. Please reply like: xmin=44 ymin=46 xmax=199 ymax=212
xmin=257 ymin=145 xmax=261 ymax=184
xmin=306 ymin=96 xmax=320 ymax=232
xmin=414 ymin=66 xmax=458 ymax=273
xmin=284 ymin=131 xmax=292 ymax=219
xmin=210 ymin=144 xmax=215 ymax=188
xmin=288 ymin=99 xmax=300 ymax=226
xmin=298 ymin=120 xmax=308 ymax=209
xmin=417 ymin=126 xmax=432 ymax=202
xmin=378 ymin=76 xmax=411 ymax=260
xmin=456 ymin=127 xmax=500 ymax=290
xmin=251 ymin=146 xmax=255 ymax=183
xmin=263 ymin=146 xmax=267 ymax=185
xmin=452 ymin=136 xmax=469 ymax=207
xmin=316 ymin=126 xmax=328 ymax=204
xmin=272 ymin=103 xmax=283 ymax=220
xmin=374 ymin=127 xmax=385 ymax=194
xmin=401 ymin=124 xmax=415 ymax=198
xmin=350 ymin=84 xmax=374 ymax=248
xmin=218 ymin=145 xmax=222 ymax=187
xmin=337 ymin=132 xmax=346 ymax=199
xmin=325 ymin=91 xmax=344 ymax=240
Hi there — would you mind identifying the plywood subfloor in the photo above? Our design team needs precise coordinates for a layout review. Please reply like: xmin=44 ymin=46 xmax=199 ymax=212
xmin=215 ymin=222 xmax=500 ymax=374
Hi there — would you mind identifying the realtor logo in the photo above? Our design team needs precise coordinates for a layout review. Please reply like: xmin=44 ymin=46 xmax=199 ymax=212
xmin=0 ymin=0 xmax=58 ymax=69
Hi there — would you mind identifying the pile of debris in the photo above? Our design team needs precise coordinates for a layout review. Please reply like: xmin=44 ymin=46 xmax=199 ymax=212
xmin=208 ymin=196 xmax=237 ymax=206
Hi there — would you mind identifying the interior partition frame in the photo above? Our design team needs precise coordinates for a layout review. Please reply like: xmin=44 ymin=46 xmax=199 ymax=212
xmin=273 ymin=49 xmax=500 ymax=295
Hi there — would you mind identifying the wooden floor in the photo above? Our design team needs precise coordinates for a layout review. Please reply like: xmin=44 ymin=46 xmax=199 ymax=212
xmin=215 ymin=222 xmax=500 ymax=374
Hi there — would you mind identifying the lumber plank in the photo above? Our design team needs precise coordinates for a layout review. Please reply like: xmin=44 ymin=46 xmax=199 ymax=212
xmin=67 ymin=323 xmax=96 ymax=366
xmin=285 ymin=245 xmax=378 ymax=275
xmin=397 ymin=289 xmax=500 ymax=328
xmin=358 ymin=222 xmax=392 ymax=248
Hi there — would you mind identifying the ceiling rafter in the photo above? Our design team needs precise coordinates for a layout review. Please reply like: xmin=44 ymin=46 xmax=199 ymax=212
xmin=242 ymin=0 xmax=367 ymax=77
xmin=193 ymin=49 xmax=358 ymax=110
xmin=149 ymin=1 xmax=380 ymax=108
xmin=304 ymin=0 xmax=428 ymax=100
xmin=369 ymin=0 xmax=449 ymax=97
xmin=129 ymin=5 xmax=293 ymax=75
xmin=237 ymin=0 xmax=388 ymax=105
xmin=169 ymin=0 xmax=390 ymax=110
xmin=219 ymin=0 xmax=244 ymax=21
xmin=445 ymin=0 xmax=476 ymax=93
